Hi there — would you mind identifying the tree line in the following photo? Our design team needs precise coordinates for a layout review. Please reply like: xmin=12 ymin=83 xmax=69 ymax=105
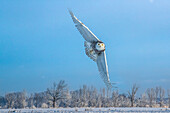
xmin=0 ymin=80 xmax=170 ymax=109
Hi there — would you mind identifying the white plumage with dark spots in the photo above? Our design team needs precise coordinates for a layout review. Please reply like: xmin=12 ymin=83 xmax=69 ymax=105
xmin=69 ymin=10 xmax=112 ymax=89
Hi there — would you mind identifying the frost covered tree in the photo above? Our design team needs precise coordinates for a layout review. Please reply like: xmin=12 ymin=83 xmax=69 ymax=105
xmin=47 ymin=80 xmax=67 ymax=108
xmin=168 ymin=89 xmax=170 ymax=108
xmin=82 ymin=85 xmax=88 ymax=107
xmin=88 ymin=86 xmax=98 ymax=107
xmin=14 ymin=91 xmax=27 ymax=108
xmin=5 ymin=93 xmax=15 ymax=108
xmin=140 ymin=93 xmax=148 ymax=107
xmin=27 ymin=94 xmax=34 ymax=108
xmin=70 ymin=85 xmax=103 ymax=108
xmin=70 ymin=90 xmax=80 ymax=107
xmin=2 ymin=81 xmax=170 ymax=108
xmin=155 ymin=87 xmax=159 ymax=105
xmin=59 ymin=88 xmax=71 ymax=107
xmin=96 ymin=93 xmax=102 ymax=107
xmin=33 ymin=92 xmax=47 ymax=108
xmin=112 ymin=90 xmax=119 ymax=107
xmin=33 ymin=93 xmax=43 ymax=108
xmin=5 ymin=91 xmax=27 ymax=109
xmin=0 ymin=96 xmax=6 ymax=108
xmin=118 ymin=94 xmax=129 ymax=107
xmin=100 ymin=88 xmax=108 ymax=107
xmin=147 ymin=88 xmax=156 ymax=107
xmin=127 ymin=84 xmax=139 ymax=107
xmin=158 ymin=87 xmax=165 ymax=107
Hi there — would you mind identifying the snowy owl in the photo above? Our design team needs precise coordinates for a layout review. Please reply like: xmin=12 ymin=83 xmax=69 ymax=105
xmin=69 ymin=10 xmax=112 ymax=89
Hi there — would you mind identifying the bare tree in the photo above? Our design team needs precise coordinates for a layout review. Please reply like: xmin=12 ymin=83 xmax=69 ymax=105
xmin=47 ymin=80 xmax=67 ymax=108
xmin=70 ymin=90 xmax=79 ymax=107
xmin=140 ymin=93 xmax=147 ymax=107
xmin=127 ymin=84 xmax=139 ymax=107
xmin=0 ymin=96 xmax=6 ymax=108
xmin=96 ymin=94 xmax=102 ymax=107
xmin=82 ymin=85 xmax=87 ymax=107
xmin=33 ymin=92 xmax=46 ymax=108
xmin=3 ymin=81 xmax=170 ymax=108
xmin=61 ymin=88 xmax=71 ymax=107
xmin=118 ymin=93 xmax=129 ymax=107
xmin=5 ymin=91 xmax=26 ymax=109
xmin=147 ymin=88 xmax=155 ymax=107
xmin=102 ymin=88 xmax=106 ymax=98
xmin=168 ymin=89 xmax=170 ymax=108
xmin=27 ymin=94 xmax=34 ymax=108
xmin=5 ymin=93 xmax=15 ymax=108
xmin=158 ymin=87 xmax=165 ymax=107
xmin=101 ymin=88 xmax=107 ymax=107
xmin=112 ymin=90 xmax=119 ymax=107
xmin=155 ymin=87 xmax=159 ymax=104
xmin=14 ymin=91 xmax=27 ymax=108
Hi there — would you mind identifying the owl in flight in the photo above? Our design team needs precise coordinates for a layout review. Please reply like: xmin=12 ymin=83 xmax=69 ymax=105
xmin=69 ymin=10 xmax=112 ymax=89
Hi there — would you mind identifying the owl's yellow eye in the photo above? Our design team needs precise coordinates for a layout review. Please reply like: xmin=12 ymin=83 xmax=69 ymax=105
xmin=102 ymin=44 xmax=103 ymax=46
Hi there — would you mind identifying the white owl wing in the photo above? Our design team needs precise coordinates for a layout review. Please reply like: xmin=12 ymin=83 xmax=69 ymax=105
xmin=69 ymin=10 xmax=100 ymax=43
xmin=97 ymin=51 xmax=112 ymax=89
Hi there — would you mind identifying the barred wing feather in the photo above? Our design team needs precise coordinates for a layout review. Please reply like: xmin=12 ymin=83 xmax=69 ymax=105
xmin=69 ymin=10 xmax=100 ymax=43
xmin=97 ymin=51 xmax=112 ymax=89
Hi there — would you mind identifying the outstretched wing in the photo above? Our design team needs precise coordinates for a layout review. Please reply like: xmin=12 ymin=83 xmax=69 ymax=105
xmin=69 ymin=10 xmax=100 ymax=43
xmin=97 ymin=51 xmax=112 ymax=89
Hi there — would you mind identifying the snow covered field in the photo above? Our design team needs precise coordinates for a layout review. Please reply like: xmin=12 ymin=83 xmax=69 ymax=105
xmin=0 ymin=107 xmax=170 ymax=113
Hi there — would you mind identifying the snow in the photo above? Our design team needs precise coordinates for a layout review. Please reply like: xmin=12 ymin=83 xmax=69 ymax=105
xmin=0 ymin=107 xmax=170 ymax=113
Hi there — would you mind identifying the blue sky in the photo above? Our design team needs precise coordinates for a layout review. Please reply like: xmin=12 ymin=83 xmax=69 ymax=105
xmin=0 ymin=0 xmax=170 ymax=95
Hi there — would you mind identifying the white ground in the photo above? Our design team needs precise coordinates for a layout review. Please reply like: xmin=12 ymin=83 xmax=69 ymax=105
xmin=0 ymin=107 xmax=170 ymax=113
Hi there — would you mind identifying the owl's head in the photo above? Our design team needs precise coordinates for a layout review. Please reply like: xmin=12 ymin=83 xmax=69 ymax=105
xmin=96 ymin=42 xmax=105 ymax=51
